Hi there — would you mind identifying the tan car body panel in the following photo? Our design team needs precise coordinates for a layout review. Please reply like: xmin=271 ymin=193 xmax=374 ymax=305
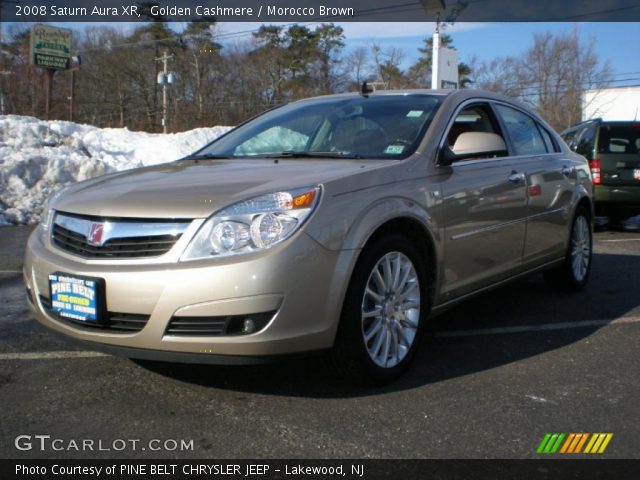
xmin=24 ymin=89 xmax=593 ymax=361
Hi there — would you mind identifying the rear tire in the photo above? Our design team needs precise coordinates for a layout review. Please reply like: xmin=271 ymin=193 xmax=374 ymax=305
xmin=543 ymin=206 xmax=592 ymax=292
xmin=331 ymin=233 xmax=429 ymax=384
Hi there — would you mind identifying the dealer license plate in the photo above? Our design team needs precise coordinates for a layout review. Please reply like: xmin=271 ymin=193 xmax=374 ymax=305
xmin=48 ymin=273 xmax=104 ymax=323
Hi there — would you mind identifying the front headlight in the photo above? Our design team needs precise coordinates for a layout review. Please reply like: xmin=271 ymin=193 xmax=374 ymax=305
xmin=39 ymin=207 xmax=52 ymax=233
xmin=38 ymin=189 xmax=65 ymax=237
xmin=181 ymin=186 xmax=321 ymax=261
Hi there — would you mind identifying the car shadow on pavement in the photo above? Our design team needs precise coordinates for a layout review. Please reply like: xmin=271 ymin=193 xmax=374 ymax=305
xmin=133 ymin=251 xmax=640 ymax=398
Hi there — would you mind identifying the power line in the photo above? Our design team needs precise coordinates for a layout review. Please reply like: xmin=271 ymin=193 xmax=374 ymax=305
xmin=482 ymin=75 xmax=640 ymax=94
xmin=502 ymin=80 xmax=640 ymax=99
xmin=553 ymin=3 xmax=640 ymax=21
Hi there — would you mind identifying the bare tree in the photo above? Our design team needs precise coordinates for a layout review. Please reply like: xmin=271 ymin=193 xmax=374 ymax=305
xmin=343 ymin=46 xmax=372 ymax=88
xmin=371 ymin=44 xmax=410 ymax=89
xmin=473 ymin=29 xmax=611 ymax=131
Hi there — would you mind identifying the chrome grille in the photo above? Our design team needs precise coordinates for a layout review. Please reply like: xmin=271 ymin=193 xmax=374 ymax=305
xmin=51 ymin=212 xmax=190 ymax=259
xmin=166 ymin=316 xmax=228 ymax=336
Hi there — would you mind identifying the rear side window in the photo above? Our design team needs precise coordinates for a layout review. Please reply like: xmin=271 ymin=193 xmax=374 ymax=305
xmin=537 ymin=125 xmax=557 ymax=153
xmin=495 ymin=104 xmax=548 ymax=155
xmin=597 ymin=125 xmax=640 ymax=154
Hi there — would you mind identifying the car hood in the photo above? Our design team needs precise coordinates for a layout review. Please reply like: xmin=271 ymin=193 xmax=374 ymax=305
xmin=53 ymin=159 xmax=389 ymax=219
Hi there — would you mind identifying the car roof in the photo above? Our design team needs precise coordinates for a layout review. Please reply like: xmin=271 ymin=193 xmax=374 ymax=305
xmin=295 ymin=89 xmax=519 ymax=103
xmin=295 ymin=89 xmax=536 ymax=112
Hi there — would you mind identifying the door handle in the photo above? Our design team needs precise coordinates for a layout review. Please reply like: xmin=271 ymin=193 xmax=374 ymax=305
xmin=508 ymin=171 xmax=525 ymax=184
xmin=561 ymin=165 xmax=573 ymax=176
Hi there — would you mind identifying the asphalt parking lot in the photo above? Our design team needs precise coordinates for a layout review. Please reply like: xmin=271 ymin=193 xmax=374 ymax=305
xmin=0 ymin=226 xmax=638 ymax=459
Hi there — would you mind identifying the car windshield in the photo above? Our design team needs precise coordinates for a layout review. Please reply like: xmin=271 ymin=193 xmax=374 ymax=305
xmin=192 ymin=94 xmax=443 ymax=160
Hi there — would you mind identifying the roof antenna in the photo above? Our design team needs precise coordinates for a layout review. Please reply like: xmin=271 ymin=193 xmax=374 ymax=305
xmin=360 ymin=81 xmax=374 ymax=98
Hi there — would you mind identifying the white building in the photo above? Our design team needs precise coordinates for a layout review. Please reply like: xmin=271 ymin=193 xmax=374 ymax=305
xmin=582 ymin=86 xmax=640 ymax=121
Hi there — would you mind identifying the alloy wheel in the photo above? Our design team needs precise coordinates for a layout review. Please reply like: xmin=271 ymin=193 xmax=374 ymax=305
xmin=361 ymin=251 xmax=421 ymax=368
xmin=571 ymin=215 xmax=591 ymax=282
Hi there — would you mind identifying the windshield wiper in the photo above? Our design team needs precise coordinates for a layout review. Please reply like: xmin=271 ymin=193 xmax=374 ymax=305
xmin=263 ymin=151 xmax=363 ymax=159
xmin=187 ymin=153 xmax=234 ymax=160
xmin=187 ymin=151 xmax=364 ymax=160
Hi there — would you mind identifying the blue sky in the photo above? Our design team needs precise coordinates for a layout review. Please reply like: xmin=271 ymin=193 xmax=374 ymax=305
xmin=346 ymin=23 xmax=640 ymax=82
xmin=216 ymin=22 xmax=640 ymax=85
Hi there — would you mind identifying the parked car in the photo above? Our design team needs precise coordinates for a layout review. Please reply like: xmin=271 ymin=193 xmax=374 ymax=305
xmin=24 ymin=89 xmax=593 ymax=383
xmin=561 ymin=119 xmax=640 ymax=226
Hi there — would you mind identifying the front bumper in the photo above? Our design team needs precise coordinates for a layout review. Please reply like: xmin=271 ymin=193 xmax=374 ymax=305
xmin=24 ymin=228 xmax=353 ymax=361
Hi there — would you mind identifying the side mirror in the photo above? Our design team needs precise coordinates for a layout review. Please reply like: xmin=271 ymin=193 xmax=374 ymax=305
xmin=438 ymin=145 xmax=458 ymax=166
xmin=438 ymin=131 xmax=508 ymax=166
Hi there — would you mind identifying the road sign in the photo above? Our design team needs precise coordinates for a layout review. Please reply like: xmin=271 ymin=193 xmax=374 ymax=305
xmin=438 ymin=47 xmax=459 ymax=89
xmin=30 ymin=25 xmax=72 ymax=70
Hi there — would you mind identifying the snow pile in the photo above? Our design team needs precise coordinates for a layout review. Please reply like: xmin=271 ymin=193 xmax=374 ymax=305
xmin=0 ymin=115 xmax=231 ymax=226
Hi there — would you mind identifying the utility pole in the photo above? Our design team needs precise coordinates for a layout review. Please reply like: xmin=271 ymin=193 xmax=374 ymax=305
xmin=156 ymin=49 xmax=174 ymax=134
xmin=431 ymin=14 xmax=441 ymax=90
xmin=161 ymin=50 xmax=169 ymax=133
xmin=419 ymin=0 xmax=446 ymax=90
xmin=68 ymin=55 xmax=80 ymax=121
xmin=45 ymin=69 xmax=54 ymax=119
xmin=69 ymin=68 xmax=75 ymax=121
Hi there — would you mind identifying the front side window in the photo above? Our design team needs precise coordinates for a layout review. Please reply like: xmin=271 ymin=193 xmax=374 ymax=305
xmin=193 ymin=95 xmax=443 ymax=160
xmin=495 ymin=104 xmax=548 ymax=156
xmin=444 ymin=103 xmax=508 ymax=161
xmin=447 ymin=104 xmax=502 ymax=147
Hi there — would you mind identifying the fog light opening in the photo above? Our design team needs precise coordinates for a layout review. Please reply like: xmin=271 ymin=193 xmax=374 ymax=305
xmin=224 ymin=312 xmax=274 ymax=336
xmin=242 ymin=318 xmax=256 ymax=334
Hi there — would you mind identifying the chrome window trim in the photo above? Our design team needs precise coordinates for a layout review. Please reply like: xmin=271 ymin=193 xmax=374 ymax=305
xmin=436 ymin=97 xmax=566 ymax=167
xmin=436 ymin=97 xmax=512 ymax=165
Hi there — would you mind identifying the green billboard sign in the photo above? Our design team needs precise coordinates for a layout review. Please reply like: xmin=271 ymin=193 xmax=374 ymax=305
xmin=30 ymin=25 xmax=72 ymax=70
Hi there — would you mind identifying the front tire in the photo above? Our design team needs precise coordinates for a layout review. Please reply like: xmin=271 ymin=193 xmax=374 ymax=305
xmin=544 ymin=206 xmax=593 ymax=291
xmin=331 ymin=233 xmax=429 ymax=384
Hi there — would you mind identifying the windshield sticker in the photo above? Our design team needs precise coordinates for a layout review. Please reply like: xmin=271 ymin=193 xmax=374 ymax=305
xmin=406 ymin=110 xmax=424 ymax=118
xmin=385 ymin=144 xmax=405 ymax=154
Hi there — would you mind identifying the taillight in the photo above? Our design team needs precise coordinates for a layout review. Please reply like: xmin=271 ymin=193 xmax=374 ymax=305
xmin=589 ymin=159 xmax=601 ymax=185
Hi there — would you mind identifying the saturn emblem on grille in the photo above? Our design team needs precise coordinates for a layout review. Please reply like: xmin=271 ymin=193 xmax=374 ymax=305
xmin=88 ymin=223 xmax=104 ymax=246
